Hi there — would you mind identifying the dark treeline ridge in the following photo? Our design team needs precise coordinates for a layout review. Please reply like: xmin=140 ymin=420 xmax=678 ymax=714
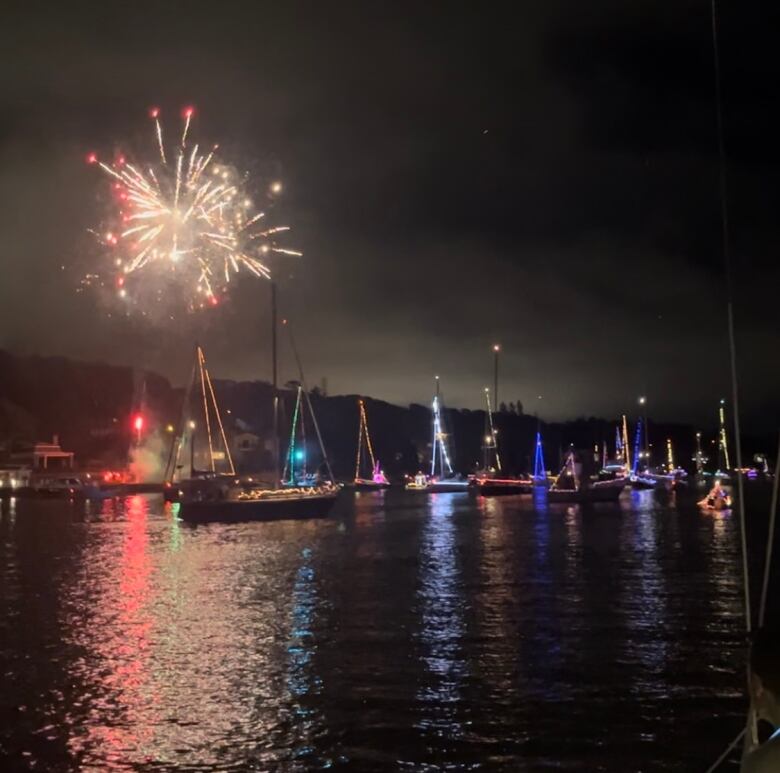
xmin=0 ymin=350 xmax=771 ymax=475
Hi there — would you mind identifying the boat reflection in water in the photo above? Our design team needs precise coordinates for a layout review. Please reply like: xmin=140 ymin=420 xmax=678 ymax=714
xmin=415 ymin=494 xmax=467 ymax=742
xmin=285 ymin=546 xmax=334 ymax=767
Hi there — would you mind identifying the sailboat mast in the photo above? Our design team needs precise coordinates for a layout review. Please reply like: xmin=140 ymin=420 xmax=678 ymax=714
xmin=632 ymin=419 xmax=642 ymax=476
xmin=719 ymin=399 xmax=731 ymax=471
xmin=484 ymin=388 xmax=501 ymax=472
xmin=431 ymin=376 xmax=439 ymax=477
xmin=534 ymin=431 xmax=546 ymax=480
xmin=622 ymin=414 xmax=631 ymax=474
xmin=695 ymin=431 xmax=704 ymax=475
xmin=197 ymin=347 xmax=216 ymax=472
xmin=271 ymin=281 xmax=280 ymax=486
xmin=438 ymin=400 xmax=446 ymax=478
xmin=355 ymin=400 xmax=364 ymax=482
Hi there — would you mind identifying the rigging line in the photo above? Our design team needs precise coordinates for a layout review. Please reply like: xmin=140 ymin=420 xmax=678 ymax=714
xmin=363 ymin=401 xmax=377 ymax=471
xmin=485 ymin=388 xmax=502 ymax=472
xmin=759 ymin=434 xmax=780 ymax=626
xmin=283 ymin=320 xmax=335 ymax=484
xmin=166 ymin=347 xmax=200 ymax=481
xmin=706 ymin=3 xmax=759 ymax=769
xmin=302 ymin=388 xmax=334 ymax=484
xmin=197 ymin=347 xmax=216 ymax=473
xmin=704 ymin=728 xmax=745 ymax=773
xmin=204 ymin=365 xmax=235 ymax=475
xmin=430 ymin=395 xmax=438 ymax=478
xmin=283 ymin=386 xmax=302 ymax=484
xmin=711 ymin=0 xmax=750 ymax=631
xmin=622 ymin=415 xmax=631 ymax=473
xmin=354 ymin=400 xmax=364 ymax=481
xmin=300 ymin=386 xmax=307 ymax=477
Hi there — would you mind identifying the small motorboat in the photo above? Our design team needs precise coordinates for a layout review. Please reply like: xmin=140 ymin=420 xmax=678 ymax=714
xmin=405 ymin=473 xmax=469 ymax=493
xmin=629 ymin=474 xmax=657 ymax=490
xmin=352 ymin=476 xmax=391 ymax=492
xmin=28 ymin=475 xmax=107 ymax=500
xmin=697 ymin=480 xmax=732 ymax=511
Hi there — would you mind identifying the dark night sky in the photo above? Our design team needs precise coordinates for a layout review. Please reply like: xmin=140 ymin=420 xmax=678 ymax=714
xmin=1 ymin=1 xmax=779 ymax=430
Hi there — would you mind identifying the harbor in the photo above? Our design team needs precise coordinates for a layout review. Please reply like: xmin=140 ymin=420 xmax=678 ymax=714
xmin=3 ymin=0 xmax=780 ymax=770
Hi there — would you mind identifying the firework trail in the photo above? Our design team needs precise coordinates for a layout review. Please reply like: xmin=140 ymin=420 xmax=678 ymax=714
xmin=84 ymin=107 xmax=299 ymax=311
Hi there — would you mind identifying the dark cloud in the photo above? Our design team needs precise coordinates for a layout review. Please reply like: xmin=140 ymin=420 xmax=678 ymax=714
xmin=1 ymin=0 xmax=778 ymax=431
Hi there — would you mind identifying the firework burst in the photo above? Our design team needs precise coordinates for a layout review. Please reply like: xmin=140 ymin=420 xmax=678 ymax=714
xmin=85 ymin=107 xmax=299 ymax=311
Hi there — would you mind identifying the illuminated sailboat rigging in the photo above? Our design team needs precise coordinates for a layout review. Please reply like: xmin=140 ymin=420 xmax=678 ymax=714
xmin=352 ymin=398 xmax=390 ymax=490
xmin=406 ymin=377 xmax=468 ymax=492
xmin=175 ymin=287 xmax=340 ymax=522
xmin=473 ymin=387 xmax=532 ymax=495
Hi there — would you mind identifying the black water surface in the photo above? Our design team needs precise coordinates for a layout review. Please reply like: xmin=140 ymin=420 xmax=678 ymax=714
xmin=1 ymin=485 xmax=776 ymax=771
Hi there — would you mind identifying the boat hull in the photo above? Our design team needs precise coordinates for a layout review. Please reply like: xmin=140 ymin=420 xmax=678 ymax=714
xmin=406 ymin=482 xmax=469 ymax=493
xmin=351 ymin=480 xmax=391 ymax=492
xmin=629 ymin=476 xmax=657 ymax=490
xmin=475 ymin=479 xmax=533 ymax=496
xmin=179 ymin=491 xmax=339 ymax=523
xmin=548 ymin=481 xmax=624 ymax=503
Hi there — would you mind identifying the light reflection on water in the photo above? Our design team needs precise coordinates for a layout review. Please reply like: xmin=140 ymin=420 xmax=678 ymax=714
xmin=0 ymin=486 xmax=764 ymax=771
xmin=415 ymin=494 xmax=467 ymax=742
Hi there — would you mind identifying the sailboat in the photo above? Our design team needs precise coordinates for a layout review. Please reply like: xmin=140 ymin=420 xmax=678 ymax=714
xmin=646 ymin=437 xmax=688 ymax=487
xmin=281 ymin=384 xmax=334 ymax=488
xmin=628 ymin=418 xmax=657 ymax=489
xmin=406 ymin=377 xmax=469 ymax=492
xmin=163 ymin=345 xmax=237 ymax=502
xmin=176 ymin=290 xmax=340 ymax=523
xmin=473 ymin=388 xmax=532 ymax=495
xmin=532 ymin=429 xmax=548 ymax=486
xmin=600 ymin=419 xmax=631 ymax=477
xmin=351 ymin=398 xmax=390 ymax=490
xmin=548 ymin=449 xmax=624 ymax=503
